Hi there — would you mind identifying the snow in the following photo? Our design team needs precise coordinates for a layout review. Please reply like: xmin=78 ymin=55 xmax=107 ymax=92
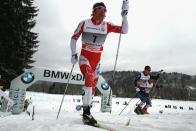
xmin=1 ymin=91 xmax=196 ymax=131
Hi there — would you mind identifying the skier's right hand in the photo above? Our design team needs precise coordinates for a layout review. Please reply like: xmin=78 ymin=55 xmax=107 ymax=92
xmin=71 ymin=53 xmax=78 ymax=65
xmin=121 ymin=0 xmax=129 ymax=17
xmin=158 ymin=69 xmax=164 ymax=74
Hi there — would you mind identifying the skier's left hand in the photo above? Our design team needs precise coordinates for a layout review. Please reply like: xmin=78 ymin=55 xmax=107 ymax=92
xmin=121 ymin=0 xmax=129 ymax=17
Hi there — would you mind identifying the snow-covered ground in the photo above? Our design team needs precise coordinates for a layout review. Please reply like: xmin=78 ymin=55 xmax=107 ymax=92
xmin=1 ymin=91 xmax=196 ymax=131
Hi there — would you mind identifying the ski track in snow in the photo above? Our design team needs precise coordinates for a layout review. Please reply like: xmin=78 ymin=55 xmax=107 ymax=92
xmin=1 ymin=91 xmax=196 ymax=131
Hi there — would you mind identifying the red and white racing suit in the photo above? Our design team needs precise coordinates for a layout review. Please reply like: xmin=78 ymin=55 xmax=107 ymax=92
xmin=70 ymin=17 xmax=128 ymax=106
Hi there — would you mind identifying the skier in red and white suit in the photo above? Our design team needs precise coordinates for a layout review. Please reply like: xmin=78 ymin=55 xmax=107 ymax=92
xmin=70 ymin=0 xmax=129 ymax=126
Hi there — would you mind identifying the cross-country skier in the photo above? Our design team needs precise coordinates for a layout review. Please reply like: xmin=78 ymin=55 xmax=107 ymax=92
xmin=70 ymin=0 xmax=129 ymax=126
xmin=134 ymin=66 xmax=161 ymax=114
xmin=23 ymin=98 xmax=32 ymax=116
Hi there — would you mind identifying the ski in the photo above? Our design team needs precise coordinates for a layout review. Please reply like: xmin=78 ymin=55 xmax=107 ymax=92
xmin=85 ymin=122 xmax=115 ymax=131
xmin=98 ymin=122 xmax=115 ymax=131
xmin=97 ymin=119 xmax=130 ymax=127
xmin=98 ymin=120 xmax=132 ymax=130
xmin=83 ymin=118 xmax=116 ymax=131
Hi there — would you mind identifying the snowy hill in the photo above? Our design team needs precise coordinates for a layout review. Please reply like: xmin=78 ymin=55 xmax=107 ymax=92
xmin=1 ymin=91 xmax=196 ymax=131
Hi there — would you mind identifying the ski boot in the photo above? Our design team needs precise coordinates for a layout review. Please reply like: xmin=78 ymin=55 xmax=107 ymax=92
xmin=82 ymin=106 xmax=98 ymax=127
xmin=141 ymin=106 xmax=149 ymax=114
xmin=134 ymin=105 xmax=143 ymax=115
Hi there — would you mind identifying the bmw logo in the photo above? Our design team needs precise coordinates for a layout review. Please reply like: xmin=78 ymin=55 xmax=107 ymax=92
xmin=21 ymin=72 xmax=34 ymax=84
xmin=101 ymin=81 xmax=109 ymax=90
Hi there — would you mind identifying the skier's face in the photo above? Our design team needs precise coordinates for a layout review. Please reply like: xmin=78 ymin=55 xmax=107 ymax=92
xmin=94 ymin=6 xmax=107 ymax=20
xmin=144 ymin=69 xmax=151 ymax=75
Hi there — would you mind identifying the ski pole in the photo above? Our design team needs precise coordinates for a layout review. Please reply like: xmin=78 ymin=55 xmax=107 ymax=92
xmin=127 ymin=99 xmax=140 ymax=114
xmin=56 ymin=64 xmax=75 ymax=120
xmin=119 ymin=97 xmax=134 ymax=115
xmin=154 ymin=69 xmax=164 ymax=87
xmin=150 ymin=69 xmax=164 ymax=95
xmin=107 ymin=22 xmax=123 ymax=106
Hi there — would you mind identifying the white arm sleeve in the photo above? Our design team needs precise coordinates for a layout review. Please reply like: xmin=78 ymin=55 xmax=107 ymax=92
xmin=122 ymin=16 xmax=128 ymax=34
xmin=70 ymin=20 xmax=85 ymax=55
xmin=70 ymin=39 xmax=77 ymax=55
